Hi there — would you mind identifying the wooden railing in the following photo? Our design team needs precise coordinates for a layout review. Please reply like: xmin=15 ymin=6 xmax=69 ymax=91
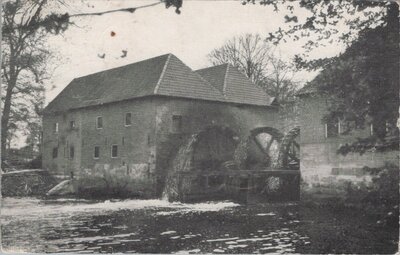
xmin=170 ymin=169 xmax=300 ymax=203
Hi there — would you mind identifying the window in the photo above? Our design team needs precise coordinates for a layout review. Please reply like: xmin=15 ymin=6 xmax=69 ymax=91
xmin=96 ymin=116 xmax=103 ymax=129
xmin=125 ymin=112 xmax=132 ymax=126
xmin=172 ymin=115 xmax=182 ymax=133
xmin=94 ymin=146 xmax=100 ymax=159
xmin=70 ymin=120 xmax=75 ymax=129
xmin=325 ymin=119 xmax=339 ymax=138
xmin=54 ymin=122 xmax=59 ymax=133
xmin=338 ymin=120 xmax=356 ymax=135
xmin=111 ymin=145 xmax=118 ymax=158
xmin=52 ymin=147 xmax=58 ymax=159
xmin=371 ymin=121 xmax=393 ymax=137
xmin=69 ymin=146 xmax=75 ymax=159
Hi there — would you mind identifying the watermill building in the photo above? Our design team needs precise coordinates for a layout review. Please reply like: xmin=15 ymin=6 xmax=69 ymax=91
xmin=42 ymin=54 xmax=294 ymax=198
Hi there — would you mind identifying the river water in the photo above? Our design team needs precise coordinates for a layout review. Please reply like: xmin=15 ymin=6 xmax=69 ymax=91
xmin=1 ymin=197 xmax=398 ymax=254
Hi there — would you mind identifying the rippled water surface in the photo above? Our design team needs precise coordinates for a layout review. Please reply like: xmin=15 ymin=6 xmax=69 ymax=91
xmin=1 ymin=197 xmax=397 ymax=253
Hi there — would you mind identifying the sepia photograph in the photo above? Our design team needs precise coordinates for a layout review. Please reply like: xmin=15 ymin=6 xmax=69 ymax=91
xmin=1 ymin=0 xmax=399 ymax=254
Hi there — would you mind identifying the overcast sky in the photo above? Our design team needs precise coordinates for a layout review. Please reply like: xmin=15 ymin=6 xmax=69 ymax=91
xmin=45 ymin=0 xmax=346 ymax=104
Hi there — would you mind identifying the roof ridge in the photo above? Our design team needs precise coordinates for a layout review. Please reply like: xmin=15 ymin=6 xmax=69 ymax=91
xmin=193 ymin=66 xmax=226 ymax=100
xmin=164 ymin=55 xmax=225 ymax=100
xmin=222 ymin=64 xmax=229 ymax=97
xmin=196 ymin=63 xmax=229 ymax=71
xmin=73 ymin=53 xmax=171 ymax=81
xmin=154 ymin=54 xmax=172 ymax=94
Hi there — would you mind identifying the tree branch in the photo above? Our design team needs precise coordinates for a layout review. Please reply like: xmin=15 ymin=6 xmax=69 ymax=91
xmin=69 ymin=1 xmax=162 ymax=17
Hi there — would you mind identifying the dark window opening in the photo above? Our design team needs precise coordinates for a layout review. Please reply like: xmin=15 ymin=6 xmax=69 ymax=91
xmin=94 ymin=146 xmax=100 ymax=159
xmin=172 ymin=115 xmax=182 ymax=133
xmin=125 ymin=113 xmax=132 ymax=126
xmin=371 ymin=120 xmax=396 ymax=138
xmin=69 ymin=146 xmax=75 ymax=159
xmin=325 ymin=119 xmax=339 ymax=138
xmin=96 ymin=116 xmax=103 ymax=129
xmin=52 ymin=147 xmax=58 ymax=159
xmin=111 ymin=145 xmax=118 ymax=158
xmin=239 ymin=178 xmax=249 ymax=190
xmin=70 ymin=120 xmax=75 ymax=129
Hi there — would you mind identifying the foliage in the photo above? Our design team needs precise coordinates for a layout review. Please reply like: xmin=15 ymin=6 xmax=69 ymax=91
xmin=317 ymin=25 xmax=398 ymax=134
xmin=243 ymin=0 xmax=389 ymax=52
xmin=243 ymin=1 xmax=398 ymax=146
xmin=1 ymin=0 xmax=182 ymax=164
xmin=315 ymin=23 xmax=399 ymax=153
xmin=1 ymin=0 xmax=59 ymax=162
xmin=25 ymin=155 xmax=42 ymax=169
xmin=344 ymin=164 xmax=399 ymax=227
xmin=337 ymin=135 xmax=399 ymax=156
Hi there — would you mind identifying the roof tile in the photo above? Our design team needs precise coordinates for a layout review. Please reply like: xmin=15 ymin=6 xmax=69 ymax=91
xmin=44 ymin=54 xmax=273 ymax=114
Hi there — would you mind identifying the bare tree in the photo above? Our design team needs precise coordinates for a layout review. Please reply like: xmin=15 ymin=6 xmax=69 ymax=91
xmin=260 ymin=53 xmax=299 ymax=103
xmin=1 ymin=0 xmax=53 ymax=164
xmin=208 ymin=34 xmax=272 ymax=86
xmin=208 ymin=34 xmax=299 ymax=102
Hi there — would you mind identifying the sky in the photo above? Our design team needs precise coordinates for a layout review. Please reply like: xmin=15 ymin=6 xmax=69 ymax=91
xmin=44 ymin=0 xmax=346 ymax=104
xmin=13 ymin=0 xmax=350 ymax=148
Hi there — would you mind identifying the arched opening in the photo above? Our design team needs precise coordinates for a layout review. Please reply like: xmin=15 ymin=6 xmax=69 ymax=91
xmin=163 ymin=126 xmax=239 ymax=201
xmin=191 ymin=126 xmax=238 ymax=171
xmin=171 ymin=125 xmax=239 ymax=173
xmin=239 ymin=127 xmax=284 ymax=170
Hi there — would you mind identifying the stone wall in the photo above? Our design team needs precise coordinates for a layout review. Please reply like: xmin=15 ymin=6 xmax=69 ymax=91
xmin=43 ymin=98 xmax=157 ymax=178
xmin=43 ymin=96 xmax=279 ymax=196
xmin=43 ymin=111 xmax=82 ymax=177
xmin=298 ymin=95 xmax=399 ymax=195
xmin=153 ymin=97 xmax=279 ymax=195
xmin=279 ymin=100 xmax=300 ymax=134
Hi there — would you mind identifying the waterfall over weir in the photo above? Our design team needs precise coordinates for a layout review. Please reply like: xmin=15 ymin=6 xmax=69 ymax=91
xmin=162 ymin=134 xmax=199 ymax=201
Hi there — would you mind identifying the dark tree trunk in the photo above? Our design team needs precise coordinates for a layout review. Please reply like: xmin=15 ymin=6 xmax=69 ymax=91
xmin=1 ymin=81 xmax=15 ymax=166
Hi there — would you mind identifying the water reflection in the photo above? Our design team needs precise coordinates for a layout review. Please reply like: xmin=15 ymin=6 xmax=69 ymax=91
xmin=2 ymin=197 xmax=313 ymax=253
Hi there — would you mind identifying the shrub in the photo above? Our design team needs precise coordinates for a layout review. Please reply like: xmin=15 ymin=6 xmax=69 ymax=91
xmin=345 ymin=163 xmax=399 ymax=227
xmin=25 ymin=155 xmax=42 ymax=169
xmin=75 ymin=167 xmax=155 ymax=199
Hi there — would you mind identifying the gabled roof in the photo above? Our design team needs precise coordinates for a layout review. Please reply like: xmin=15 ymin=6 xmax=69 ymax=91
xmin=196 ymin=64 xmax=274 ymax=106
xmin=44 ymin=54 xmax=225 ymax=114
xmin=44 ymin=54 xmax=273 ymax=114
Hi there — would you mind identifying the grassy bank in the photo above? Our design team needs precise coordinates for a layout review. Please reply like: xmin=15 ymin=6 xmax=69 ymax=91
xmin=302 ymin=163 xmax=399 ymax=229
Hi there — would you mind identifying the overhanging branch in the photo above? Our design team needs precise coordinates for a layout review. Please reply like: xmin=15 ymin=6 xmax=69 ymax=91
xmin=69 ymin=1 xmax=162 ymax=17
